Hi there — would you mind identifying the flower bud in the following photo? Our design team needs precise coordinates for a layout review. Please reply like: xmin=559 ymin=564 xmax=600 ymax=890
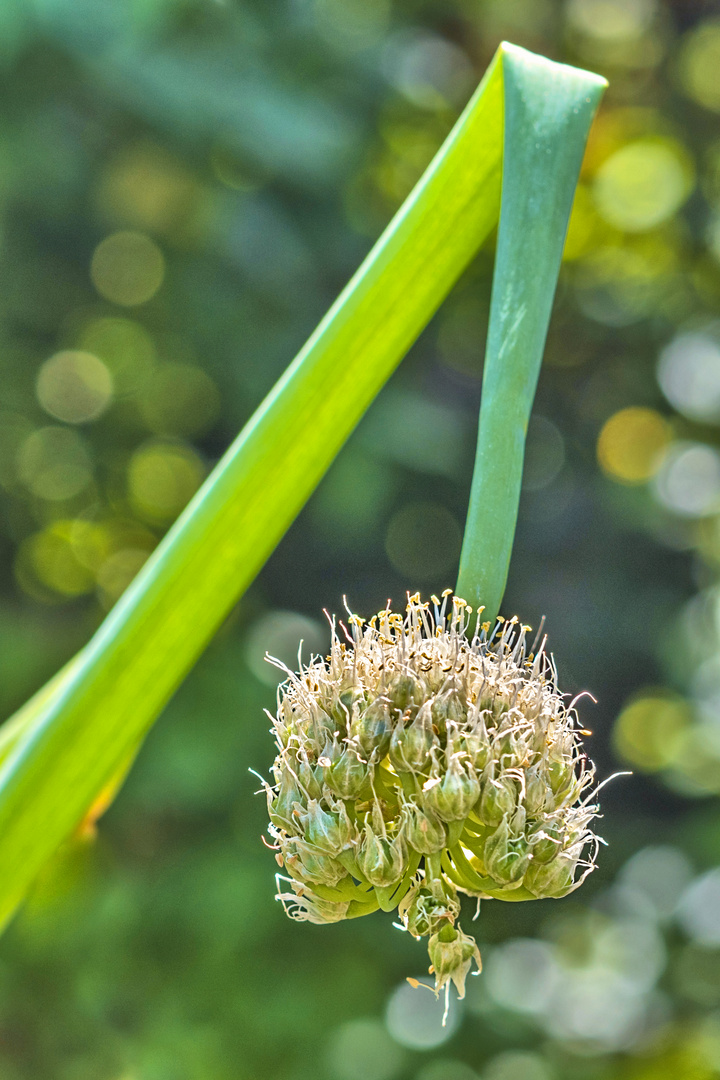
xmin=296 ymin=756 xmax=323 ymax=801
xmin=357 ymin=824 xmax=407 ymax=887
xmin=351 ymin=699 xmax=392 ymax=761
xmin=399 ymin=878 xmax=460 ymax=938
xmin=422 ymin=755 xmax=480 ymax=822
xmin=460 ymin=727 xmax=490 ymax=772
xmin=323 ymin=745 xmax=369 ymax=799
xmin=401 ymin=799 xmax=446 ymax=855
xmin=524 ymin=767 xmax=551 ymax=818
xmin=309 ymin=707 xmax=336 ymax=747
xmin=329 ymin=686 xmax=364 ymax=739
xmin=281 ymin=837 xmax=348 ymax=887
xmin=317 ymin=736 xmax=342 ymax=767
xmin=527 ymin=712 xmax=548 ymax=753
xmin=277 ymin=879 xmax=350 ymax=924
xmin=524 ymin=850 xmax=577 ymax=898
xmin=300 ymin=798 xmax=355 ymax=856
xmin=479 ymin=690 xmax=510 ymax=724
xmin=338 ymin=685 xmax=365 ymax=714
xmin=388 ymin=672 xmax=423 ymax=713
xmin=389 ymin=701 xmax=435 ymax=773
xmin=268 ymin=768 xmax=303 ymax=832
xmin=431 ymin=693 xmax=466 ymax=738
xmin=428 ymin=923 xmax=482 ymax=997
xmin=484 ymin=817 xmax=530 ymax=885
xmin=547 ymin=758 xmax=574 ymax=802
xmin=529 ymin=821 xmax=562 ymax=864
xmin=510 ymin=803 xmax=526 ymax=834
xmin=478 ymin=773 xmax=517 ymax=827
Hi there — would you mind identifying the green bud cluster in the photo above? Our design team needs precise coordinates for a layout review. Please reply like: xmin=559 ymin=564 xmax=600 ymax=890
xmin=265 ymin=593 xmax=603 ymax=1002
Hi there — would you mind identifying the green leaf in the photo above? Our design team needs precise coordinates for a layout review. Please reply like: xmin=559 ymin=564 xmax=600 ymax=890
xmin=456 ymin=45 xmax=606 ymax=620
xmin=0 ymin=43 xmax=604 ymax=932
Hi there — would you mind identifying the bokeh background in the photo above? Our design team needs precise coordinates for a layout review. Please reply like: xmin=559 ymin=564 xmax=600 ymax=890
xmin=1 ymin=0 xmax=720 ymax=1077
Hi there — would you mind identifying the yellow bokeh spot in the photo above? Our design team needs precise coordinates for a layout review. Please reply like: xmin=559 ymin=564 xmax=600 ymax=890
xmin=77 ymin=316 xmax=156 ymax=397
xmin=593 ymin=138 xmax=695 ymax=232
xmin=573 ymin=231 xmax=681 ymax=323
xmin=666 ymin=726 xmax=720 ymax=797
xmin=678 ymin=19 xmax=720 ymax=113
xmin=582 ymin=106 xmax=664 ymax=176
xmin=613 ymin=690 xmax=692 ymax=771
xmin=597 ymin=407 xmax=671 ymax=484
xmin=128 ymin=441 xmax=205 ymax=523
xmin=17 ymin=520 xmax=107 ymax=599
xmin=90 ymin=231 xmax=165 ymax=307
xmin=138 ymin=362 xmax=220 ymax=437
xmin=36 ymin=349 xmax=113 ymax=424
xmin=96 ymin=141 xmax=203 ymax=234
xmin=566 ymin=0 xmax=655 ymax=43
xmin=14 ymin=515 xmax=156 ymax=605
xmin=17 ymin=426 xmax=93 ymax=501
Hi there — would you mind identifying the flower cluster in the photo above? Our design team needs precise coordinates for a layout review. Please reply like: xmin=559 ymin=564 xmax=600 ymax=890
xmin=263 ymin=592 xmax=602 ymax=1005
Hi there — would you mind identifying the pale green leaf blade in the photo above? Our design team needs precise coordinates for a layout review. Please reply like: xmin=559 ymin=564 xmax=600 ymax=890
xmin=457 ymin=44 xmax=607 ymax=620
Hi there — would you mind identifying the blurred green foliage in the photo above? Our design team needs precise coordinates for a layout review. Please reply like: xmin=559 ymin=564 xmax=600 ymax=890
xmin=2 ymin=1 xmax=720 ymax=1078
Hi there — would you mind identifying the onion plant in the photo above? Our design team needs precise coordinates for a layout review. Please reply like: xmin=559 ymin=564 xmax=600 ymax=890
xmin=0 ymin=43 xmax=606 ymax=948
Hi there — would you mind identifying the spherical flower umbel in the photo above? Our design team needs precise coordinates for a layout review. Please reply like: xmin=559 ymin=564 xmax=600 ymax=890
xmin=262 ymin=592 xmax=604 ymax=1011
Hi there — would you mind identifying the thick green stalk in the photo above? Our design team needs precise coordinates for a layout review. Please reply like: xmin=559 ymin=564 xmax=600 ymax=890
xmin=456 ymin=46 xmax=606 ymax=621
xmin=0 ymin=48 xmax=509 ymax=929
